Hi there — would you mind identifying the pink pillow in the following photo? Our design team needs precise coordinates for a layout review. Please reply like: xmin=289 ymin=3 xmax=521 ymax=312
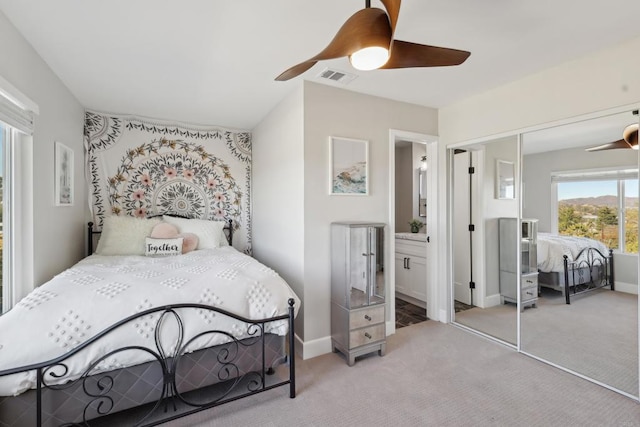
xmin=150 ymin=222 xmax=179 ymax=238
xmin=150 ymin=222 xmax=198 ymax=253
xmin=179 ymin=233 xmax=199 ymax=253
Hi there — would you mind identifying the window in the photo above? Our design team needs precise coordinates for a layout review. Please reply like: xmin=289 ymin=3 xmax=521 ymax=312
xmin=554 ymin=169 xmax=639 ymax=253
xmin=0 ymin=77 xmax=37 ymax=313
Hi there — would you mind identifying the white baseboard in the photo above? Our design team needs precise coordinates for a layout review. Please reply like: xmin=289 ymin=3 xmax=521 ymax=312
xmin=438 ymin=309 xmax=447 ymax=323
xmin=485 ymin=293 xmax=502 ymax=307
xmin=297 ymin=334 xmax=333 ymax=360
xmin=614 ymin=281 xmax=638 ymax=295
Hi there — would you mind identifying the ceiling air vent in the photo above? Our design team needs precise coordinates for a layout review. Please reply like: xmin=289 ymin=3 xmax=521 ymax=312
xmin=316 ymin=68 xmax=357 ymax=85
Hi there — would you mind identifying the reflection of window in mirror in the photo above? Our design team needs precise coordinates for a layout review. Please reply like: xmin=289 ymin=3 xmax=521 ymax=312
xmin=496 ymin=159 xmax=515 ymax=199
xmin=419 ymin=155 xmax=427 ymax=216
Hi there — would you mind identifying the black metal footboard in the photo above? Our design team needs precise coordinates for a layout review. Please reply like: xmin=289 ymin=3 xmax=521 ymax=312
xmin=562 ymin=248 xmax=614 ymax=305
xmin=0 ymin=299 xmax=296 ymax=426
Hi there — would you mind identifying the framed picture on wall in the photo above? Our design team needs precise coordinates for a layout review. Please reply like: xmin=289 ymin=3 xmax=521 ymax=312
xmin=55 ymin=141 xmax=74 ymax=206
xmin=330 ymin=136 xmax=369 ymax=195
xmin=495 ymin=159 xmax=515 ymax=199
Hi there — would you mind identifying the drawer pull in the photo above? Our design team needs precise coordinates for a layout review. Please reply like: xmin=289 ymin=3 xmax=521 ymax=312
xmin=526 ymin=291 xmax=533 ymax=296
xmin=364 ymin=332 xmax=372 ymax=339
xmin=364 ymin=315 xmax=372 ymax=321
xmin=526 ymin=280 xmax=533 ymax=284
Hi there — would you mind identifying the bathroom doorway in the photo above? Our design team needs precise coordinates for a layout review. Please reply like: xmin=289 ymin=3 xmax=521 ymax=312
xmin=388 ymin=130 xmax=438 ymax=332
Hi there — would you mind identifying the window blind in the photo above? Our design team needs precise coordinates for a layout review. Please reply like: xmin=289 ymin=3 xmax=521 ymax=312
xmin=551 ymin=168 xmax=638 ymax=183
xmin=0 ymin=92 xmax=35 ymax=135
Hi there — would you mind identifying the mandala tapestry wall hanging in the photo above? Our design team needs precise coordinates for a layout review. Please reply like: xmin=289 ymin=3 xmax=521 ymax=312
xmin=84 ymin=111 xmax=252 ymax=253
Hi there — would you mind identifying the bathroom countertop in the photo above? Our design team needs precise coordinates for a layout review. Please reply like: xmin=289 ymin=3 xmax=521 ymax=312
xmin=395 ymin=232 xmax=427 ymax=242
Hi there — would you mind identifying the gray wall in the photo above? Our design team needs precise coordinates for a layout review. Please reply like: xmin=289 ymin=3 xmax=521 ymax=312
xmin=395 ymin=144 xmax=412 ymax=232
xmin=0 ymin=10 xmax=85 ymax=287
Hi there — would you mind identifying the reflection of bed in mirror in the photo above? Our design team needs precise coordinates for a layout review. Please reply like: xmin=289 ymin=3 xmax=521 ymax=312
xmin=536 ymin=232 xmax=614 ymax=304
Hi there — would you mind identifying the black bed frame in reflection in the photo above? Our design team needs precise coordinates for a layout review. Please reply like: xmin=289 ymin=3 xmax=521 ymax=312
xmin=541 ymin=247 xmax=615 ymax=305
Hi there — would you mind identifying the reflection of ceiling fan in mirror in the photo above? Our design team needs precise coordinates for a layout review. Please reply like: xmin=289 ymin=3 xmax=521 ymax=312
xmin=586 ymin=110 xmax=639 ymax=152
xmin=275 ymin=0 xmax=471 ymax=81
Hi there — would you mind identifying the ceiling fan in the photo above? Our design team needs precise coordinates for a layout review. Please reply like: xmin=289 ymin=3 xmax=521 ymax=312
xmin=275 ymin=0 xmax=471 ymax=81
xmin=586 ymin=112 xmax=639 ymax=152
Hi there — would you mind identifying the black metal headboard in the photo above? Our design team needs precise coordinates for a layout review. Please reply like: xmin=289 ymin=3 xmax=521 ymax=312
xmin=87 ymin=216 xmax=234 ymax=256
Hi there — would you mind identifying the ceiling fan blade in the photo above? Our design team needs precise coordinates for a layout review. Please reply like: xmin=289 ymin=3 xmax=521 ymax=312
xmin=276 ymin=8 xmax=391 ymax=81
xmin=623 ymin=123 xmax=638 ymax=147
xmin=381 ymin=40 xmax=471 ymax=69
xmin=380 ymin=0 xmax=401 ymax=36
xmin=585 ymin=139 xmax=633 ymax=152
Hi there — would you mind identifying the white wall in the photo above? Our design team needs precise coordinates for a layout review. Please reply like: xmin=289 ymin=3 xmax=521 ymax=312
xmin=0 ymin=11 xmax=85 ymax=287
xmin=439 ymin=35 xmax=640 ymax=320
xmin=252 ymin=85 xmax=306 ymax=339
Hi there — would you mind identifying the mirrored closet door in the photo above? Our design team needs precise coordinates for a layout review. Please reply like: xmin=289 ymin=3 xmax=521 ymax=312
xmin=520 ymin=110 xmax=639 ymax=398
xmin=450 ymin=135 xmax=520 ymax=345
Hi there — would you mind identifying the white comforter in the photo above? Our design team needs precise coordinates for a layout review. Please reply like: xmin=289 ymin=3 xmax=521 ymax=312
xmin=0 ymin=247 xmax=300 ymax=396
xmin=537 ymin=232 xmax=609 ymax=273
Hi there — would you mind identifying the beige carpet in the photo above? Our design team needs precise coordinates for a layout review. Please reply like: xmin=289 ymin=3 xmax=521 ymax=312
xmin=454 ymin=302 xmax=518 ymax=344
xmin=521 ymin=288 xmax=638 ymax=396
xmin=164 ymin=322 xmax=639 ymax=427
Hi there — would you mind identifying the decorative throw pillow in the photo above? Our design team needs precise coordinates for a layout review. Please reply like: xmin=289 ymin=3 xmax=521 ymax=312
xmin=162 ymin=216 xmax=225 ymax=249
xmin=150 ymin=222 xmax=180 ymax=239
xmin=180 ymin=233 xmax=199 ymax=253
xmin=150 ymin=222 xmax=198 ymax=253
xmin=95 ymin=216 xmax=162 ymax=256
xmin=145 ymin=237 xmax=183 ymax=256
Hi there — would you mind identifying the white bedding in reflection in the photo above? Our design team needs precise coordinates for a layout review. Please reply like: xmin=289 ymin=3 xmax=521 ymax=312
xmin=537 ymin=232 xmax=609 ymax=273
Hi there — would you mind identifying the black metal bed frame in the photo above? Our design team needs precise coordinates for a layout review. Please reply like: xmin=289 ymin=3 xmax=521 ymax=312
xmin=561 ymin=247 xmax=615 ymax=305
xmin=0 ymin=300 xmax=296 ymax=426
xmin=1 ymin=217 xmax=295 ymax=426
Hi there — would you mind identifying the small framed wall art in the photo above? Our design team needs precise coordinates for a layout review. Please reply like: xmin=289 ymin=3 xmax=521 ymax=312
xmin=330 ymin=136 xmax=369 ymax=195
xmin=55 ymin=141 xmax=74 ymax=206
xmin=495 ymin=159 xmax=515 ymax=200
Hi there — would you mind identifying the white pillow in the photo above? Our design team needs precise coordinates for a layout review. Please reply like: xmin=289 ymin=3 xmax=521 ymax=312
xmin=145 ymin=237 xmax=183 ymax=256
xmin=95 ymin=216 xmax=162 ymax=256
xmin=162 ymin=216 xmax=225 ymax=249
xmin=219 ymin=225 xmax=230 ymax=247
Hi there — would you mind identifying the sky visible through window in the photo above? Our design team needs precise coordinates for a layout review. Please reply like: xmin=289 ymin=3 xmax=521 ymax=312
xmin=558 ymin=180 xmax=639 ymax=200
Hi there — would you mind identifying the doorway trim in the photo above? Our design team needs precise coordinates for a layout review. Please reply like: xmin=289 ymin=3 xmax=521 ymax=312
xmin=388 ymin=129 xmax=439 ymax=334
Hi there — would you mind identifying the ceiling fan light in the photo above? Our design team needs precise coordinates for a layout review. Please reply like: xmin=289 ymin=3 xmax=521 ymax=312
xmin=349 ymin=46 xmax=390 ymax=71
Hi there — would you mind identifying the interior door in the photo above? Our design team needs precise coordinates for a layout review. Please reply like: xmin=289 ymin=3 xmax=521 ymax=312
xmin=453 ymin=150 xmax=472 ymax=305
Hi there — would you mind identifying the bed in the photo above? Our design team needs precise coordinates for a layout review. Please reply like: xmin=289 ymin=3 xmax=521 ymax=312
xmin=536 ymin=232 xmax=614 ymax=304
xmin=0 ymin=215 xmax=300 ymax=426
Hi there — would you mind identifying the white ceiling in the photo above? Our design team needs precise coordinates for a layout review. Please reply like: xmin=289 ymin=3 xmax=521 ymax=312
xmin=2 ymin=1 xmax=640 ymax=130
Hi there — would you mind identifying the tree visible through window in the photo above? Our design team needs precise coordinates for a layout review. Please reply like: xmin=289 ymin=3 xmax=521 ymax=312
xmin=557 ymin=178 xmax=638 ymax=253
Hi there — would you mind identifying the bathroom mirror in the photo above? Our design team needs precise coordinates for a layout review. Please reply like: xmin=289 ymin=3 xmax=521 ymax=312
xmin=451 ymin=135 xmax=520 ymax=345
xmin=520 ymin=109 xmax=639 ymax=398
xmin=418 ymin=168 xmax=426 ymax=217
